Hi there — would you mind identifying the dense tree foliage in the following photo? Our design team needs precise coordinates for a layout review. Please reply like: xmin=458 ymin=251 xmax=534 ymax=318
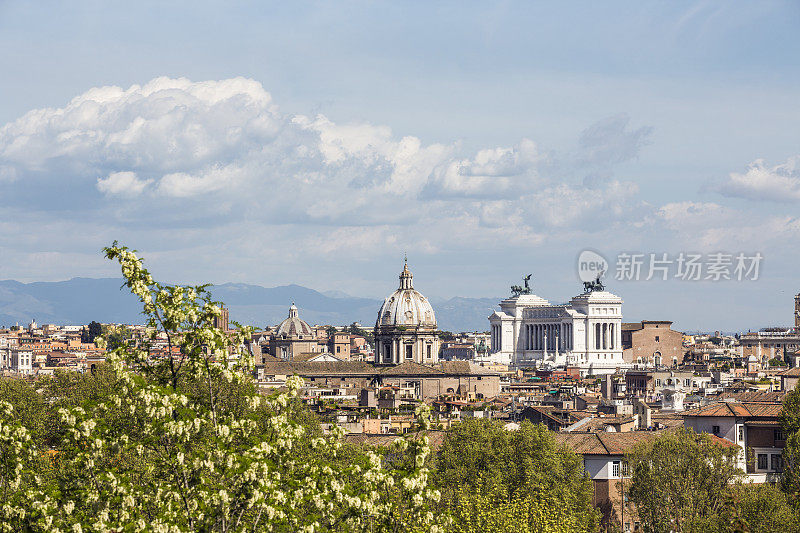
xmin=781 ymin=387 xmax=800 ymax=507
xmin=626 ymin=428 xmax=741 ymax=532
xmin=101 ymin=324 xmax=137 ymax=351
xmin=626 ymin=428 xmax=800 ymax=533
xmin=725 ymin=483 xmax=800 ymax=533
xmin=433 ymin=418 xmax=599 ymax=533
xmin=81 ymin=320 xmax=103 ymax=343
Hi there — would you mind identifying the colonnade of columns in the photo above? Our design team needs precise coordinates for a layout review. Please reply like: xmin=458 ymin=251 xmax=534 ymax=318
xmin=593 ymin=322 xmax=616 ymax=350
xmin=524 ymin=323 xmax=573 ymax=351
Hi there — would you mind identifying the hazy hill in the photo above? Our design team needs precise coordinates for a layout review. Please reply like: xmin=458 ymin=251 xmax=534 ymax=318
xmin=0 ymin=278 xmax=497 ymax=333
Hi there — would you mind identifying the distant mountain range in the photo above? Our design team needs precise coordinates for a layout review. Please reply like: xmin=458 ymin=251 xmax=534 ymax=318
xmin=0 ymin=278 xmax=499 ymax=333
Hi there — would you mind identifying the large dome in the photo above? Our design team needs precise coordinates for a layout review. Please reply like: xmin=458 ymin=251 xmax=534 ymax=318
xmin=376 ymin=263 xmax=436 ymax=328
xmin=276 ymin=304 xmax=312 ymax=337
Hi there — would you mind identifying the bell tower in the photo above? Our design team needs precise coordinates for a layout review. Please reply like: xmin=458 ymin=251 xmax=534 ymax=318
xmin=795 ymin=293 xmax=800 ymax=329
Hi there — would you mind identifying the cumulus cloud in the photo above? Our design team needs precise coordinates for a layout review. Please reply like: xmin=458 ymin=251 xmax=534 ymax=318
xmin=0 ymin=76 xmax=657 ymax=278
xmin=423 ymin=139 xmax=543 ymax=199
xmin=715 ymin=156 xmax=800 ymax=202
xmin=96 ymin=171 xmax=152 ymax=197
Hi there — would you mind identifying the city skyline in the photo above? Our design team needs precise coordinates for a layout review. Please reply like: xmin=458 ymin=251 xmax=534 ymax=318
xmin=1 ymin=2 xmax=799 ymax=331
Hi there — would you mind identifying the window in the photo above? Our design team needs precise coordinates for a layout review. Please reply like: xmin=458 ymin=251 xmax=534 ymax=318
xmin=622 ymin=461 xmax=629 ymax=476
xmin=712 ymin=425 xmax=720 ymax=436
xmin=655 ymin=379 xmax=661 ymax=387
xmin=757 ymin=454 xmax=768 ymax=470
xmin=684 ymin=379 xmax=690 ymax=387
xmin=772 ymin=453 xmax=783 ymax=472
xmin=775 ymin=429 xmax=786 ymax=442
xmin=612 ymin=461 xmax=620 ymax=478
xmin=738 ymin=425 xmax=744 ymax=443
xmin=426 ymin=345 xmax=432 ymax=359
xmin=405 ymin=345 xmax=413 ymax=360
xmin=655 ymin=336 xmax=660 ymax=342
xmin=336 ymin=346 xmax=341 ymax=353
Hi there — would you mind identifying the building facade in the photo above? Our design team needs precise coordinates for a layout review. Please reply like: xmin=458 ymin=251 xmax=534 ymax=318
xmin=621 ymin=320 xmax=684 ymax=367
xmin=683 ymin=400 xmax=784 ymax=482
xmin=740 ymin=330 xmax=800 ymax=365
xmin=488 ymin=284 xmax=626 ymax=375
xmin=374 ymin=262 xmax=440 ymax=366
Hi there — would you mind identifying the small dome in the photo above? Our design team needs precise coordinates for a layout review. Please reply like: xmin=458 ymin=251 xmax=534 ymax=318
xmin=376 ymin=262 xmax=437 ymax=328
xmin=276 ymin=303 xmax=312 ymax=336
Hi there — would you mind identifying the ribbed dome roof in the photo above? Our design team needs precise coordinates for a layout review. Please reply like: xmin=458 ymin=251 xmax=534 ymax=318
xmin=276 ymin=304 xmax=312 ymax=336
xmin=376 ymin=263 xmax=436 ymax=328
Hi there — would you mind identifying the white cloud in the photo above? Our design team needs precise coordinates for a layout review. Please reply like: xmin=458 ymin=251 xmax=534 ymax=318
xmin=423 ymin=139 xmax=543 ymax=198
xmin=96 ymin=171 xmax=152 ymax=197
xmin=716 ymin=156 xmax=800 ymax=202
xmin=0 ymin=76 xmax=657 ymax=282
xmin=156 ymin=164 xmax=244 ymax=198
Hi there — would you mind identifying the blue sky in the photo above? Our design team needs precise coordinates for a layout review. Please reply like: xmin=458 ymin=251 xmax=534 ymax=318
xmin=1 ymin=1 xmax=799 ymax=331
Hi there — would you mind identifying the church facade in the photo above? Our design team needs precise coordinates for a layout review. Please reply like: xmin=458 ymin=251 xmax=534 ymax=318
xmin=374 ymin=262 xmax=441 ymax=365
xmin=270 ymin=304 xmax=323 ymax=361
xmin=489 ymin=281 xmax=627 ymax=376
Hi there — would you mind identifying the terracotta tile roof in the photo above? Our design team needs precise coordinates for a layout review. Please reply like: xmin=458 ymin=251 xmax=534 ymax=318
xmin=555 ymin=432 xmax=609 ymax=454
xmin=555 ymin=429 xmax=737 ymax=456
xmin=437 ymin=361 xmax=501 ymax=376
xmin=555 ymin=431 xmax=665 ymax=455
xmin=381 ymin=362 xmax=444 ymax=376
xmin=682 ymin=401 xmax=783 ymax=418
xmin=621 ymin=322 xmax=644 ymax=331
xmin=577 ymin=394 xmax=601 ymax=404
xmin=574 ymin=416 xmax=636 ymax=433
xmin=778 ymin=367 xmax=800 ymax=377
xmin=722 ymin=391 xmax=787 ymax=403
